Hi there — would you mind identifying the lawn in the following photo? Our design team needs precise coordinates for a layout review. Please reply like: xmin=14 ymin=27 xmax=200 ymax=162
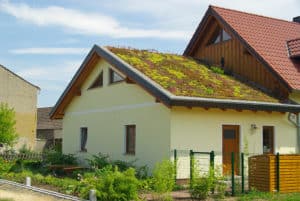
xmin=238 ymin=191 xmax=300 ymax=201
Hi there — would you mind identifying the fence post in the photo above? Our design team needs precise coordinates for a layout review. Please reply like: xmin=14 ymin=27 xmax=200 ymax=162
xmin=25 ymin=176 xmax=31 ymax=186
xmin=231 ymin=152 xmax=235 ymax=196
xmin=174 ymin=149 xmax=177 ymax=183
xmin=241 ymin=153 xmax=245 ymax=194
xmin=210 ymin=151 xmax=215 ymax=194
xmin=89 ymin=189 xmax=97 ymax=201
xmin=190 ymin=150 xmax=194 ymax=187
xmin=276 ymin=152 xmax=280 ymax=192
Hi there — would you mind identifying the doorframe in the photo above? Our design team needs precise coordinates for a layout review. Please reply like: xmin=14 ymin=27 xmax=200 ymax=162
xmin=222 ymin=124 xmax=241 ymax=174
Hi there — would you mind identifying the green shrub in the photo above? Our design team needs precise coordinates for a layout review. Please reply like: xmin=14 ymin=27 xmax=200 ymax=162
xmin=0 ymin=158 xmax=14 ymax=174
xmin=152 ymin=160 xmax=175 ymax=193
xmin=80 ymin=166 xmax=140 ymax=201
xmin=43 ymin=150 xmax=77 ymax=165
xmin=87 ymin=153 xmax=110 ymax=169
xmin=190 ymin=175 xmax=213 ymax=200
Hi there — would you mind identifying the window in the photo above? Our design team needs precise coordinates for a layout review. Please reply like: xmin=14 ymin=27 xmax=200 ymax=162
xmin=88 ymin=72 xmax=103 ymax=89
xmin=263 ymin=126 xmax=274 ymax=154
xmin=125 ymin=125 xmax=136 ymax=155
xmin=208 ymin=27 xmax=232 ymax=45
xmin=80 ymin=127 xmax=88 ymax=152
xmin=109 ymin=68 xmax=124 ymax=84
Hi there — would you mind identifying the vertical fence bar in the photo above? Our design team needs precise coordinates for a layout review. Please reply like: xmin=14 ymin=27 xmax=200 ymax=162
xmin=210 ymin=151 xmax=215 ymax=194
xmin=241 ymin=153 xmax=245 ymax=194
xmin=276 ymin=152 xmax=280 ymax=192
xmin=190 ymin=150 xmax=194 ymax=187
xmin=231 ymin=152 xmax=235 ymax=196
xmin=174 ymin=149 xmax=177 ymax=183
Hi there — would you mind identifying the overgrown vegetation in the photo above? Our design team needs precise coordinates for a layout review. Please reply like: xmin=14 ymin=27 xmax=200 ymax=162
xmin=109 ymin=47 xmax=277 ymax=102
xmin=190 ymin=166 xmax=227 ymax=200
xmin=0 ymin=103 xmax=18 ymax=147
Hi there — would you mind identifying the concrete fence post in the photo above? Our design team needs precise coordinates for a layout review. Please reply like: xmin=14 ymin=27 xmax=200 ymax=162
xmin=89 ymin=189 xmax=97 ymax=201
xmin=25 ymin=176 xmax=31 ymax=186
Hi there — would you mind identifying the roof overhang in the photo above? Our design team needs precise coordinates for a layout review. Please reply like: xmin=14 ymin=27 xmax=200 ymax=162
xmin=50 ymin=45 xmax=300 ymax=119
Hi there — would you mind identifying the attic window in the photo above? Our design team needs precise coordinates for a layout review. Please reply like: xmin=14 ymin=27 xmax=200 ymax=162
xmin=88 ymin=71 xmax=103 ymax=89
xmin=109 ymin=68 xmax=124 ymax=84
xmin=208 ymin=28 xmax=232 ymax=45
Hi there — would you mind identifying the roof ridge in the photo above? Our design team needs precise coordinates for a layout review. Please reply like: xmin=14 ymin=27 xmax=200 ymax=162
xmin=209 ymin=5 xmax=299 ymax=25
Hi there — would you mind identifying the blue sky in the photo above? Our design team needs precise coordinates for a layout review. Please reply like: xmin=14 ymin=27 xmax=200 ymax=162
xmin=0 ymin=0 xmax=299 ymax=107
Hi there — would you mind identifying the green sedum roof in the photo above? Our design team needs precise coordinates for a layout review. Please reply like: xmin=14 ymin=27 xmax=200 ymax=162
xmin=108 ymin=47 xmax=277 ymax=103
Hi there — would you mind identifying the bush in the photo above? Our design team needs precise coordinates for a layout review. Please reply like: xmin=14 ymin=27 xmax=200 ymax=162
xmin=190 ymin=175 xmax=213 ymax=200
xmin=0 ymin=158 xmax=14 ymax=174
xmin=211 ymin=66 xmax=224 ymax=74
xmin=80 ymin=166 xmax=140 ymax=201
xmin=43 ymin=150 xmax=77 ymax=165
xmin=152 ymin=160 xmax=175 ymax=193
xmin=190 ymin=166 xmax=227 ymax=200
xmin=0 ymin=103 xmax=18 ymax=147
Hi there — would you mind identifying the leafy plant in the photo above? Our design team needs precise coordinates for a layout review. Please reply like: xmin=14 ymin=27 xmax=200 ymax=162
xmin=211 ymin=66 xmax=225 ymax=74
xmin=0 ymin=103 xmax=18 ymax=147
xmin=43 ymin=149 xmax=77 ymax=165
xmin=0 ymin=158 xmax=14 ymax=174
xmin=152 ymin=160 xmax=175 ymax=193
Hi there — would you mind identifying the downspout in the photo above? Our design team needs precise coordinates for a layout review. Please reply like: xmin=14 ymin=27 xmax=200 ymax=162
xmin=288 ymin=113 xmax=300 ymax=153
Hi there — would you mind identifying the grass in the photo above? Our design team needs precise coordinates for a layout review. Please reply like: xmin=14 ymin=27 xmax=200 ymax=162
xmin=0 ymin=199 xmax=14 ymax=201
xmin=238 ymin=191 xmax=300 ymax=201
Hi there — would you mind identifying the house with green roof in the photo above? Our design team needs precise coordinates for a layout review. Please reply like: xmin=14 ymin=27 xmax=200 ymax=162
xmin=50 ymin=6 xmax=300 ymax=177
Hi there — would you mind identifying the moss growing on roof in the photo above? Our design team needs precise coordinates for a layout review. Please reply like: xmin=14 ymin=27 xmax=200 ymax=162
xmin=108 ymin=47 xmax=277 ymax=102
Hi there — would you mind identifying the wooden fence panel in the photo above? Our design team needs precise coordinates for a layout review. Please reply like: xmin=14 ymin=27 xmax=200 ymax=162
xmin=249 ymin=154 xmax=300 ymax=193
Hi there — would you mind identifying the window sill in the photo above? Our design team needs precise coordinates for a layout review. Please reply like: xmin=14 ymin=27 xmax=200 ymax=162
xmin=124 ymin=153 xmax=135 ymax=156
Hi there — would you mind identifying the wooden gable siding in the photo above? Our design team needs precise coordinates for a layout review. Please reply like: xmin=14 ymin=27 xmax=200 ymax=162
xmin=192 ymin=18 xmax=289 ymax=100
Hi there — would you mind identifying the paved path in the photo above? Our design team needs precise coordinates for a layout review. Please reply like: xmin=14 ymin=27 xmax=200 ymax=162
xmin=0 ymin=183 xmax=70 ymax=201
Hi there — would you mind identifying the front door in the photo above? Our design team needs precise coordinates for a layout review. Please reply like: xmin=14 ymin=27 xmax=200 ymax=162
xmin=222 ymin=125 xmax=240 ymax=175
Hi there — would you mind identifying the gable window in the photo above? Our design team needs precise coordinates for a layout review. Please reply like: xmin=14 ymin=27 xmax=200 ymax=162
xmin=88 ymin=71 xmax=103 ymax=89
xmin=208 ymin=27 xmax=232 ymax=45
xmin=263 ymin=126 xmax=274 ymax=154
xmin=109 ymin=68 xmax=124 ymax=84
xmin=125 ymin=125 xmax=136 ymax=155
xmin=80 ymin=127 xmax=88 ymax=152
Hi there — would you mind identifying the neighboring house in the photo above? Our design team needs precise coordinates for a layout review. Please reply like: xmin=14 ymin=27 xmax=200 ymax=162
xmin=50 ymin=6 xmax=300 ymax=177
xmin=0 ymin=65 xmax=39 ymax=150
xmin=36 ymin=107 xmax=62 ymax=152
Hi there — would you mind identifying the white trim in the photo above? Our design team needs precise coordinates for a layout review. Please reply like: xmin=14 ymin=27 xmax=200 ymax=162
xmin=67 ymin=102 xmax=158 ymax=116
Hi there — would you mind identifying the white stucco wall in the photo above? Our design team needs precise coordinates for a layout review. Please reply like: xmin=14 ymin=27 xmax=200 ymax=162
xmin=63 ymin=59 xmax=171 ymax=170
xmin=170 ymin=107 xmax=297 ymax=178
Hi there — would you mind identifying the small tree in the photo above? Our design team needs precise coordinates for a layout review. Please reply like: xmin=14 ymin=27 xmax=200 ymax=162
xmin=0 ymin=103 xmax=18 ymax=147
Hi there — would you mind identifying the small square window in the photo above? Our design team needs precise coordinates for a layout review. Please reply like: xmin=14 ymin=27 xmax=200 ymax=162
xmin=125 ymin=125 xmax=136 ymax=155
xmin=109 ymin=68 xmax=124 ymax=84
xmin=80 ymin=127 xmax=88 ymax=152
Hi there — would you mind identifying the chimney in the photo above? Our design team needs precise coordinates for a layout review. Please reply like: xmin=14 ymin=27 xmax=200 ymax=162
xmin=293 ymin=16 xmax=300 ymax=23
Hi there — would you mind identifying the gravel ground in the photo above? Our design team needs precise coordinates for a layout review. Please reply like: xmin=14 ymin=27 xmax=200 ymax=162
xmin=0 ymin=183 xmax=73 ymax=201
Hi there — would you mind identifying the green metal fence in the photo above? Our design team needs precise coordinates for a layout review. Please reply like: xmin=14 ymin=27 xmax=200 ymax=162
xmin=172 ymin=149 xmax=259 ymax=196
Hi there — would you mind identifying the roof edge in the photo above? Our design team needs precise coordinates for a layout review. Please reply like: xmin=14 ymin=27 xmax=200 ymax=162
xmin=0 ymin=65 xmax=40 ymax=90
xmin=171 ymin=95 xmax=300 ymax=113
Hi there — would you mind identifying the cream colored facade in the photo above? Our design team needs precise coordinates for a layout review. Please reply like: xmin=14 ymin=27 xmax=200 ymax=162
xmin=0 ymin=66 xmax=38 ymax=150
xmin=62 ymin=59 xmax=298 ymax=175
xmin=63 ymin=60 xmax=171 ymax=169
xmin=290 ymin=92 xmax=300 ymax=103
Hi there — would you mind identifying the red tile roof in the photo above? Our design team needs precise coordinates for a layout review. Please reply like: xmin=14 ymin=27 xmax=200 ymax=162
xmin=287 ymin=38 xmax=300 ymax=58
xmin=210 ymin=6 xmax=300 ymax=90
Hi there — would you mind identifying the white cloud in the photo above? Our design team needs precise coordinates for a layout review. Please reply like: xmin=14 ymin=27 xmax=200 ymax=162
xmin=17 ymin=60 xmax=80 ymax=83
xmin=0 ymin=0 xmax=190 ymax=39
xmin=10 ymin=47 xmax=89 ymax=55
